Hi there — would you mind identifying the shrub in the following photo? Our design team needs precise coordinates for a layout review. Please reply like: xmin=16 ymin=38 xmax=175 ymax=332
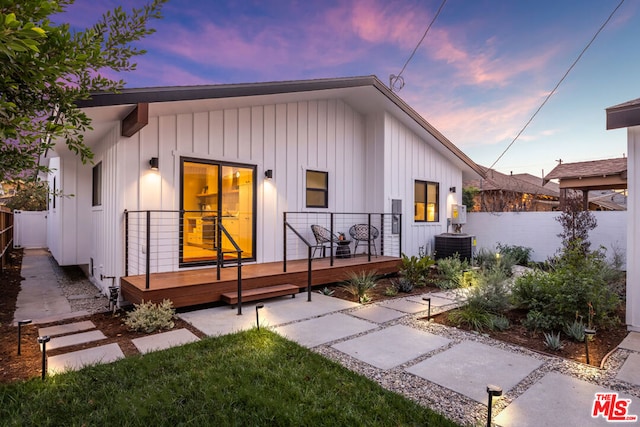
xmin=399 ymin=253 xmax=435 ymax=287
xmin=488 ymin=314 xmax=510 ymax=331
xmin=448 ymin=305 xmax=491 ymax=332
xmin=556 ymin=195 xmax=597 ymax=253
xmin=391 ymin=277 xmax=414 ymax=293
xmin=564 ymin=319 xmax=586 ymax=342
xmin=318 ymin=287 xmax=334 ymax=296
xmin=384 ymin=286 xmax=398 ymax=297
xmin=342 ymin=270 xmax=378 ymax=303
xmin=469 ymin=266 xmax=512 ymax=313
xmin=124 ymin=299 xmax=176 ymax=333
xmin=436 ymin=254 xmax=469 ymax=289
xmin=496 ymin=243 xmax=533 ymax=266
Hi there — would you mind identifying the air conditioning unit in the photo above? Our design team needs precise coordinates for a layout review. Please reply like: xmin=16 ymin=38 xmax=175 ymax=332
xmin=451 ymin=204 xmax=467 ymax=225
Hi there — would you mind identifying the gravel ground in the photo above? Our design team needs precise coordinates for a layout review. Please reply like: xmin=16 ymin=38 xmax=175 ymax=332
xmin=47 ymin=256 xmax=110 ymax=314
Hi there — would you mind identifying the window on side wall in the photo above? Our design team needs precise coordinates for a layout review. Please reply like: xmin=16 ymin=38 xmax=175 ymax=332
xmin=414 ymin=180 xmax=439 ymax=222
xmin=306 ymin=170 xmax=328 ymax=208
xmin=92 ymin=162 xmax=102 ymax=207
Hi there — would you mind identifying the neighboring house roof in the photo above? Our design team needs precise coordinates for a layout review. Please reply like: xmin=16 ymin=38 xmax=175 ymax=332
xmin=607 ymin=97 xmax=640 ymax=129
xmin=464 ymin=167 xmax=558 ymax=198
xmin=72 ymin=75 xmax=485 ymax=180
xmin=543 ymin=157 xmax=627 ymax=190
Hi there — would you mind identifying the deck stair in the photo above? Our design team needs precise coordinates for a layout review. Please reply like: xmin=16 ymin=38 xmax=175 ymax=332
xmin=220 ymin=283 xmax=299 ymax=306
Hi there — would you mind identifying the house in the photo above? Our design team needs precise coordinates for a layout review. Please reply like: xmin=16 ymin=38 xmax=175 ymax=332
xmin=464 ymin=167 xmax=559 ymax=212
xmin=543 ymin=157 xmax=627 ymax=210
xmin=45 ymin=75 xmax=483 ymax=306
xmin=606 ymin=98 xmax=640 ymax=331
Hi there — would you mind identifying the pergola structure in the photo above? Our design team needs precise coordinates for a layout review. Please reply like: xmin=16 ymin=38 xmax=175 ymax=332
xmin=543 ymin=157 xmax=627 ymax=210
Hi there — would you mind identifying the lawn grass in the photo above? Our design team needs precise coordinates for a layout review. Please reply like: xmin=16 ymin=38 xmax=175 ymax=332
xmin=0 ymin=329 xmax=460 ymax=426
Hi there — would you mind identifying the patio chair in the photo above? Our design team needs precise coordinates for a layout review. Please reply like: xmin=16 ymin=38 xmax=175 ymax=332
xmin=349 ymin=224 xmax=379 ymax=257
xmin=311 ymin=225 xmax=339 ymax=258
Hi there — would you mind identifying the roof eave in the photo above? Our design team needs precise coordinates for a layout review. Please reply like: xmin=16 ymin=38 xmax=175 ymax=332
xmin=606 ymin=99 xmax=640 ymax=130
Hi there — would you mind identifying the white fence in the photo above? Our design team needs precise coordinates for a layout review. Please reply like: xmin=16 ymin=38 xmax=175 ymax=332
xmin=13 ymin=210 xmax=47 ymax=249
xmin=464 ymin=211 xmax=627 ymax=264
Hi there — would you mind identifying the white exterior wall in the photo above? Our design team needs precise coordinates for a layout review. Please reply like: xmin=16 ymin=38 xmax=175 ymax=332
xmin=627 ymin=126 xmax=640 ymax=331
xmin=381 ymin=113 xmax=462 ymax=256
xmin=466 ymin=211 xmax=627 ymax=263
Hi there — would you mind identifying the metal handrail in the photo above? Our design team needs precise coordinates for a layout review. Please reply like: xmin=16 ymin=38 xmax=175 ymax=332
xmin=218 ymin=223 xmax=244 ymax=315
xmin=283 ymin=214 xmax=313 ymax=302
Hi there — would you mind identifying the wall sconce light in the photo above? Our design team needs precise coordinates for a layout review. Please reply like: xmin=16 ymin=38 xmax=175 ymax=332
xmin=255 ymin=302 xmax=265 ymax=330
xmin=149 ymin=157 xmax=159 ymax=170
xmin=486 ymin=384 xmax=503 ymax=427
xmin=265 ymin=169 xmax=273 ymax=179
xmin=449 ymin=186 xmax=456 ymax=193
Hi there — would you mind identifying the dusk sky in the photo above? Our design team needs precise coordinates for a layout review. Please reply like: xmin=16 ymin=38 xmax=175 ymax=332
xmin=60 ymin=0 xmax=640 ymax=178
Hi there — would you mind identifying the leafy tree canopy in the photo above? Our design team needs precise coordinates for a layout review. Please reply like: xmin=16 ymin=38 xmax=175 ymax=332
xmin=0 ymin=0 xmax=166 ymax=182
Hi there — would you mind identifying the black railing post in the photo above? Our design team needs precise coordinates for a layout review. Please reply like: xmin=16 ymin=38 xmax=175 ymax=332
xmin=237 ymin=251 xmax=243 ymax=315
xmin=283 ymin=213 xmax=288 ymax=272
xmin=367 ymin=213 xmax=372 ymax=262
xmin=307 ymin=246 xmax=312 ymax=302
xmin=329 ymin=212 xmax=335 ymax=266
xmin=124 ymin=210 xmax=129 ymax=276
xmin=380 ymin=213 xmax=384 ymax=257
xmin=145 ymin=210 xmax=151 ymax=289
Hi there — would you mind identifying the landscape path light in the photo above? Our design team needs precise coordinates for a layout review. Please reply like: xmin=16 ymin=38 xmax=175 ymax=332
xmin=585 ymin=328 xmax=596 ymax=365
xmin=37 ymin=336 xmax=51 ymax=380
xmin=422 ymin=296 xmax=432 ymax=320
xmin=255 ymin=303 xmax=265 ymax=330
xmin=486 ymin=384 xmax=502 ymax=427
xmin=17 ymin=319 xmax=32 ymax=355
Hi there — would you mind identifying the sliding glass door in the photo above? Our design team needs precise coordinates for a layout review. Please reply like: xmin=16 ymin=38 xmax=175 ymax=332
xmin=180 ymin=158 xmax=255 ymax=265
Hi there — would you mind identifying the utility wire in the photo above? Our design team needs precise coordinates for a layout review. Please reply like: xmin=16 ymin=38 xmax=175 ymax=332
xmin=390 ymin=0 xmax=448 ymax=91
xmin=488 ymin=0 xmax=626 ymax=171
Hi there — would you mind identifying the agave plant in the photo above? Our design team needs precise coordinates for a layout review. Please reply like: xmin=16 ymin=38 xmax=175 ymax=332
xmin=342 ymin=270 xmax=378 ymax=303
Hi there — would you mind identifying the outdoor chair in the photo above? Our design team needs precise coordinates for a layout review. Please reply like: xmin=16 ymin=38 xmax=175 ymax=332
xmin=310 ymin=225 xmax=339 ymax=258
xmin=349 ymin=224 xmax=379 ymax=257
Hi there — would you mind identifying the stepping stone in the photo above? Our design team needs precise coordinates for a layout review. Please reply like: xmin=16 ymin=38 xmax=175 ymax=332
xmin=379 ymin=299 xmax=431 ymax=314
xmin=350 ymin=305 xmax=407 ymax=323
xmin=44 ymin=330 xmax=107 ymax=351
xmin=38 ymin=320 xmax=96 ymax=337
xmin=132 ymin=329 xmax=200 ymax=354
xmin=333 ymin=324 xmax=451 ymax=369
xmin=618 ymin=332 xmax=640 ymax=352
xmin=275 ymin=313 xmax=377 ymax=348
xmin=406 ymin=341 xmax=543 ymax=403
xmin=616 ymin=352 xmax=640 ymax=385
xmin=406 ymin=294 xmax=459 ymax=308
xmin=495 ymin=372 xmax=638 ymax=427
xmin=47 ymin=343 xmax=124 ymax=375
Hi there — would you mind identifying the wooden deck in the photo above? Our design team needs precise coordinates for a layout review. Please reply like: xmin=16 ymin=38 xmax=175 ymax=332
xmin=120 ymin=255 xmax=401 ymax=308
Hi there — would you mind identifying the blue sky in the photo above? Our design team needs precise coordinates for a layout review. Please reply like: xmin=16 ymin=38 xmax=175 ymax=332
xmin=60 ymin=0 xmax=639 ymax=177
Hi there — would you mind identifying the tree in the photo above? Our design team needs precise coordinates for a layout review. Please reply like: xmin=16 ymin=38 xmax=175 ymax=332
xmin=556 ymin=193 xmax=597 ymax=253
xmin=462 ymin=186 xmax=478 ymax=211
xmin=4 ymin=180 xmax=48 ymax=211
xmin=0 ymin=0 xmax=166 ymax=182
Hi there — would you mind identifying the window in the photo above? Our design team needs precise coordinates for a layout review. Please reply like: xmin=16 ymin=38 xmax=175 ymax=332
xmin=92 ymin=162 xmax=102 ymax=207
xmin=306 ymin=170 xmax=328 ymax=208
xmin=414 ymin=180 xmax=439 ymax=222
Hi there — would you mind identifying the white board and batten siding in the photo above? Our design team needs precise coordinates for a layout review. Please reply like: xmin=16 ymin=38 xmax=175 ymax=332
xmin=627 ymin=126 xmax=640 ymax=332
xmin=380 ymin=113 xmax=462 ymax=257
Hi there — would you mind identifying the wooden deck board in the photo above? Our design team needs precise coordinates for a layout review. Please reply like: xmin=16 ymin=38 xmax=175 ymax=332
xmin=120 ymin=256 xmax=401 ymax=308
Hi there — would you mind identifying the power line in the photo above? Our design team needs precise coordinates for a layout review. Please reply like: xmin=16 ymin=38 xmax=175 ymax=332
xmin=488 ymin=0 xmax=626 ymax=171
xmin=390 ymin=0 xmax=448 ymax=92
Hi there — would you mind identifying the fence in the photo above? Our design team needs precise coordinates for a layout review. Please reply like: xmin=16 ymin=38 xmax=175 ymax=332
xmin=0 ymin=207 xmax=13 ymax=271
xmin=13 ymin=210 xmax=47 ymax=249
xmin=464 ymin=211 xmax=627 ymax=264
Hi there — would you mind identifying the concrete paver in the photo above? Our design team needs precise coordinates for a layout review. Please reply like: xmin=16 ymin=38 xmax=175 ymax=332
xmin=349 ymin=305 xmax=407 ymax=323
xmin=616 ymin=352 xmax=640 ymax=385
xmin=406 ymin=341 xmax=543 ymax=403
xmin=47 ymin=343 xmax=125 ymax=375
xmin=494 ymin=372 xmax=637 ymax=427
xmin=38 ymin=320 xmax=96 ymax=337
xmin=332 ymin=324 xmax=451 ymax=369
xmin=45 ymin=330 xmax=107 ymax=351
xmin=378 ymin=298 xmax=431 ymax=314
xmin=132 ymin=328 xmax=200 ymax=354
xmin=274 ymin=313 xmax=377 ymax=348
xmin=619 ymin=332 xmax=640 ymax=352
xmin=406 ymin=293 xmax=458 ymax=308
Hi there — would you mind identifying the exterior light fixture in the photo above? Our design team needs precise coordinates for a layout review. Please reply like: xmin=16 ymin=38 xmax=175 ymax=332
xmin=17 ymin=319 xmax=32 ymax=355
xmin=585 ymin=328 xmax=596 ymax=365
xmin=38 ymin=336 xmax=51 ymax=380
xmin=422 ymin=297 xmax=432 ymax=320
xmin=149 ymin=157 xmax=159 ymax=170
xmin=255 ymin=303 xmax=265 ymax=330
xmin=486 ymin=384 xmax=503 ymax=427
xmin=264 ymin=169 xmax=273 ymax=179
xmin=449 ymin=186 xmax=456 ymax=193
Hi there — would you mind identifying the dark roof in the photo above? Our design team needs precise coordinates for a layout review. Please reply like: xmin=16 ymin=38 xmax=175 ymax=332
xmin=543 ymin=157 xmax=627 ymax=181
xmin=606 ymin=98 xmax=640 ymax=130
xmin=464 ymin=167 xmax=559 ymax=197
xmin=75 ymin=75 xmax=485 ymax=179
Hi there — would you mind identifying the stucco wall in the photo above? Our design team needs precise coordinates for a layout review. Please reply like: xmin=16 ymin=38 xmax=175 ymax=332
xmin=465 ymin=211 xmax=627 ymax=264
